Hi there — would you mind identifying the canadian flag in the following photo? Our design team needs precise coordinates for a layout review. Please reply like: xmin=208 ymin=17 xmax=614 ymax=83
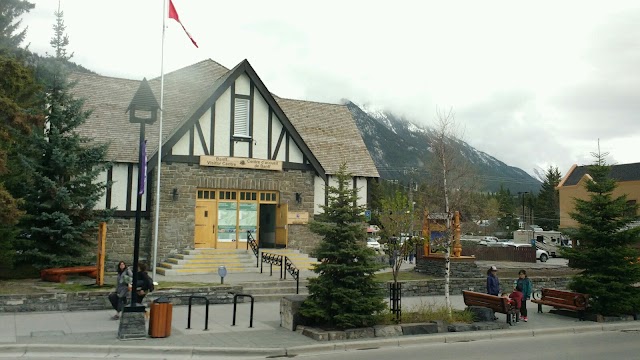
xmin=169 ymin=0 xmax=198 ymax=48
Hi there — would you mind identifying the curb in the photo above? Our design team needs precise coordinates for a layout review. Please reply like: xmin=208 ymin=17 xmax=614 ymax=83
xmin=2 ymin=322 xmax=639 ymax=358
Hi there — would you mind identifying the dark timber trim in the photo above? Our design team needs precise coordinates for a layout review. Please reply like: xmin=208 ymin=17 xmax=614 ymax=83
xmin=189 ymin=128 xmax=195 ymax=155
xmin=147 ymin=59 xmax=326 ymax=181
xmin=195 ymin=121 xmax=209 ymax=155
xmin=272 ymin=128 xmax=285 ymax=160
xmin=113 ymin=210 xmax=150 ymax=219
xmin=164 ymin=155 xmax=200 ymax=164
xmin=268 ymin=111 xmax=272 ymax=158
xmin=230 ymin=82 xmax=235 ymax=157
xmin=235 ymin=94 xmax=251 ymax=100
xmin=106 ymin=166 xmax=113 ymax=209
xmin=324 ymin=176 xmax=329 ymax=207
xmin=126 ymin=164 xmax=133 ymax=211
xmin=282 ymin=162 xmax=314 ymax=171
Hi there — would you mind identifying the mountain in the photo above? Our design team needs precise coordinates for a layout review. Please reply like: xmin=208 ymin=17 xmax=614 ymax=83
xmin=345 ymin=101 xmax=540 ymax=193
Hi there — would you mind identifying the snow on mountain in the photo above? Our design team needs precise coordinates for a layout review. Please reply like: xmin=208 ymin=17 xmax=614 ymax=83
xmin=343 ymin=100 xmax=540 ymax=193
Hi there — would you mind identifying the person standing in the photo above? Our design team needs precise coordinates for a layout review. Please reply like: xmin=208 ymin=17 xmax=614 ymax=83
xmin=108 ymin=261 xmax=132 ymax=320
xmin=515 ymin=269 xmax=533 ymax=322
xmin=486 ymin=265 xmax=500 ymax=296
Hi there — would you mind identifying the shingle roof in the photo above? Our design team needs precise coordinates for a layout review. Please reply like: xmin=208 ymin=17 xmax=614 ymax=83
xmin=72 ymin=59 xmax=230 ymax=162
xmin=71 ymin=59 xmax=379 ymax=178
xmin=275 ymin=97 xmax=379 ymax=177
xmin=563 ymin=162 xmax=640 ymax=186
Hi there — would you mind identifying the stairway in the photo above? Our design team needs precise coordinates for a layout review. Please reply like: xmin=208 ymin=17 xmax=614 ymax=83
xmin=156 ymin=249 xmax=259 ymax=276
xmin=156 ymin=248 xmax=318 ymax=276
xmin=242 ymin=279 xmax=310 ymax=302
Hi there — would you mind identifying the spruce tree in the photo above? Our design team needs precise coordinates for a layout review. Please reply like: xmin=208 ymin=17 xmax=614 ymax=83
xmin=534 ymin=166 xmax=562 ymax=231
xmin=564 ymin=154 xmax=640 ymax=315
xmin=12 ymin=6 xmax=110 ymax=268
xmin=300 ymin=163 xmax=386 ymax=329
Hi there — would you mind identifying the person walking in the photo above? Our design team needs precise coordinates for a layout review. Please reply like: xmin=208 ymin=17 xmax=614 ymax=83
xmin=108 ymin=261 xmax=132 ymax=320
xmin=486 ymin=265 xmax=500 ymax=296
xmin=515 ymin=269 xmax=533 ymax=322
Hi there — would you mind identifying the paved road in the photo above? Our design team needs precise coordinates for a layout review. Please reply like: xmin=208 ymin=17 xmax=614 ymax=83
xmin=285 ymin=330 xmax=640 ymax=360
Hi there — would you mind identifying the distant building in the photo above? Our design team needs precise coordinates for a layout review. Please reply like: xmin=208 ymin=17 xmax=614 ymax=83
xmin=556 ymin=162 xmax=640 ymax=228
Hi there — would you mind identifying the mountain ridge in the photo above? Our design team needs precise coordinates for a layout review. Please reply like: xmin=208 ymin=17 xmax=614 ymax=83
xmin=344 ymin=100 xmax=541 ymax=193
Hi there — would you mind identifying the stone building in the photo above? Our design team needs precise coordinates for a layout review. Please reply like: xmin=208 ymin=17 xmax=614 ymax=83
xmin=72 ymin=59 xmax=379 ymax=267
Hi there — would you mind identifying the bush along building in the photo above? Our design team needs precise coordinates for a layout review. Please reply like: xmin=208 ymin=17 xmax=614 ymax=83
xmin=71 ymin=59 xmax=379 ymax=273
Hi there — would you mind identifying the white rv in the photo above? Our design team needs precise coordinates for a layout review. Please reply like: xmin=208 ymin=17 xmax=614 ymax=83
xmin=513 ymin=228 xmax=569 ymax=257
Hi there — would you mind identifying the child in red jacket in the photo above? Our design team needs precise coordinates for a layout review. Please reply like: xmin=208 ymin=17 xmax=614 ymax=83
xmin=509 ymin=284 xmax=524 ymax=320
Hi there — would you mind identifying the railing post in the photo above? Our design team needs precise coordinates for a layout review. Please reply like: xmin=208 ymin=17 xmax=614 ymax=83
xmin=280 ymin=255 xmax=283 ymax=279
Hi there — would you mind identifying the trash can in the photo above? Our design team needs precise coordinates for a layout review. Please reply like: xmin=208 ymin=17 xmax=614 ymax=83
xmin=148 ymin=297 xmax=172 ymax=338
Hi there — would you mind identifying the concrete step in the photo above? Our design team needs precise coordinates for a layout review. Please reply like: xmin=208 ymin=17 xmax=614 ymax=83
xmin=240 ymin=280 xmax=308 ymax=289
xmin=250 ymin=293 xmax=309 ymax=302
xmin=156 ymin=267 xmax=260 ymax=276
xmin=173 ymin=254 xmax=251 ymax=260
xmin=166 ymin=258 xmax=253 ymax=265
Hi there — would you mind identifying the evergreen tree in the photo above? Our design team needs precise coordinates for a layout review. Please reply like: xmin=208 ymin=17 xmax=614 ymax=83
xmin=49 ymin=3 xmax=72 ymax=61
xmin=0 ymin=0 xmax=34 ymax=54
xmin=564 ymin=154 xmax=640 ymax=315
xmin=0 ymin=0 xmax=42 ymax=266
xmin=496 ymin=185 xmax=518 ymax=233
xmin=12 ymin=5 xmax=110 ymax=268
xmin=534 ymin=166 xmax=562 ymax=230
xmin=300 ymin=163 xmax=386 ymax=329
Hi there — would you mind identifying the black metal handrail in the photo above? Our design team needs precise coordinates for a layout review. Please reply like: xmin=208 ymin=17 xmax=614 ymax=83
xmin=246 ymin=231 xmax=259 ymax=267
xmin=260 ymin=252 xmax=283 ymax=278
xmin=284 ymin=256 xmax=300 ymax=294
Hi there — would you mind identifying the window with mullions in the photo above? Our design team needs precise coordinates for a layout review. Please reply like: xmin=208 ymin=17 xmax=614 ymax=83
xmin=197 ymin=190 xmax=215 ymax=199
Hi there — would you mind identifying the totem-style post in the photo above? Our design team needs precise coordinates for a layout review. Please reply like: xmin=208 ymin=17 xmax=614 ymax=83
xmin=452 ymin=211 xmax=462 ymax=257
xmin=126 ymin=78 xmax=159 ymax=309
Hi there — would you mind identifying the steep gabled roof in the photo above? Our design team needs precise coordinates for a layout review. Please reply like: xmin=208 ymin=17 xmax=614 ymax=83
xmin=560 ymin=162 xmax=640 ymax=187
xmin=71 ymin=58 xmax=379 ymax=179
xmin=275 ymin=97 xmax=379 ymax=178
xmin=71 ymin=59 xmax=229 ymax=162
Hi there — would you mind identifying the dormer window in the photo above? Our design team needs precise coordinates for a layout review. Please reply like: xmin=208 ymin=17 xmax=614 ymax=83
xmin=234 ymin=98 xmax=250 ymax=137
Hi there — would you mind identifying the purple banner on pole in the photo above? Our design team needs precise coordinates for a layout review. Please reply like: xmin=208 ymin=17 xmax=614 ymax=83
xmin=139 ymin=140 xmax=147 ymax=195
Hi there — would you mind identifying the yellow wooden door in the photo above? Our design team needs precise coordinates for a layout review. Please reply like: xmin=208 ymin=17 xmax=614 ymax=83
xmin=194 ymin=201 xmax=216 ymax=248
xmin=275 ymin=203 xmax=288 ymax=248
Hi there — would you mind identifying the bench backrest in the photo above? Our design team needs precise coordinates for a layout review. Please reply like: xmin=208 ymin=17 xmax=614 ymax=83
xmin=462 ymin=290 xmax=510 ymax=313
xmin=541 ymin=288 xmax=589 ymax=308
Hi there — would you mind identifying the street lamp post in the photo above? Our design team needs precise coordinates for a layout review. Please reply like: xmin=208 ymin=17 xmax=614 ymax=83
xmin=118 ymin=78 xmax=159 ymax=340
xmin=518 ymin=191 xmax=529 ymax=230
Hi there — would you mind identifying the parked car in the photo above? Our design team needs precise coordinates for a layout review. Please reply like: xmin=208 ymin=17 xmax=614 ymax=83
xmin=366 ymin=238 xmax=381 ymax=251
xmin=507 ymin=243 xmax=549 ymax=262
xmin=479 ymin=236 xmax=499 ymax=245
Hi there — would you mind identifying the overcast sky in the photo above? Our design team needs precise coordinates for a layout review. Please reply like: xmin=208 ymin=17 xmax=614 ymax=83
xmin=22 ymin=0 xmax=640 ymax=177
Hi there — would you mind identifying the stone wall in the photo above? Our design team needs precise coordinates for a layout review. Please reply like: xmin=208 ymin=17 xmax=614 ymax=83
xmin=101 ymin=163 xmax=319 ymax=268
xmin=104 ymin=217 xmax=152 ymax=270
xmin=0 ymin=286 xmax=241 ymax=313
xmin=415 ymin=257 xmax=479 ymax=278
xmin=396 ymin=277 xmax=571 ymax=297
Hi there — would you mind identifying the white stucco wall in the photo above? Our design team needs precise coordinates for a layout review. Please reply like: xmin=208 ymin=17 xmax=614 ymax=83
xmin=94 ymin=169 xmax=108 ymax=210
xmin=314 ymin=175 xmax=325 ymax=215
xmin=271 ymin=115 xmax=285 ymax=161
xmin=235 ymin=73 xmax=251 ymax=95
xmin=356 ymin=177 xmax=368 ymax=209
xmin=214 ymin=88 xmax=231 ymax=156
xmin=252 ymin=90 xmax=269 ymax=160
xmin=288 ymin=139 xmax=303 ymax=163
xmin=195 ymin=108 xmax=211 ymax=156
xmin=173 ymin=130 xmax=190 ymax=155
xmin=110 ymin=163 xmax=129 ymax=210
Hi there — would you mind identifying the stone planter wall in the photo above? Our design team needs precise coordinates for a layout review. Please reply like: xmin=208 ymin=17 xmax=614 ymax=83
xmin=387 ymin=276 xmax=571 ymax=296
xmin=0 ymin=286 xmax=242 ymax=312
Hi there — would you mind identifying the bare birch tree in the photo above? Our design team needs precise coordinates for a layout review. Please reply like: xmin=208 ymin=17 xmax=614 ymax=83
xmin=425 ymin=108 xmax=477 ymax=316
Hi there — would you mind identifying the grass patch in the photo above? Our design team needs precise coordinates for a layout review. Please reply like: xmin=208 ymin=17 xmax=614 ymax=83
xmin=375 ymin=271 xmax=433 ymax=282
xmin=378 ymin=300 xmax=475 ymax=324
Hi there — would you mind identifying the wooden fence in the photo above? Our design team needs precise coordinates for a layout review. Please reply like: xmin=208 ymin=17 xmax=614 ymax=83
xmin=416 ymin=244 xmax=536 ymax=263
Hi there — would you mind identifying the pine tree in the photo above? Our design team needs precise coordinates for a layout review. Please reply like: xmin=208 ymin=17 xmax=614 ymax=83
xmin=299 ymin=163 xmax=386 ymax=329
xmin=0 ymin=0 xmax=42 ymax=266
xmin=12 ymin=5 xmax=110 ymax=268
xmin=534 ymin=166 xmax=562 ymax=230
xmin=564 ymin=153 xmax=640 ymax=315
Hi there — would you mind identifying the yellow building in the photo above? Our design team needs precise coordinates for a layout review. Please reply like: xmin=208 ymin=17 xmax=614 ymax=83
xmin=557 ymin=162 xmax=640 ymax=229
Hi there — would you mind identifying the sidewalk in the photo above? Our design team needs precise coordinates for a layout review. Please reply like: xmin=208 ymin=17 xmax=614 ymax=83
xmin=2 ymin=259 xmax=639 ymax=358
xmin=2 ymin=293 xmax=640 ymax=358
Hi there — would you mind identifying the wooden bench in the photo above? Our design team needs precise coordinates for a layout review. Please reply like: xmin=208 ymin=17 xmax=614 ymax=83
xmin=40 ymin=266 xmax=98 ymax=283
xmin=462 ymin=290 xmax=519 ymax=325
xmin=531 ymin=288 xmax=589 ymax=320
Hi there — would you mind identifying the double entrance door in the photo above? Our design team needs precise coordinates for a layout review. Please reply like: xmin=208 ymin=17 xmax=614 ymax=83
xmin=194 ymin=189 xmax=288 ymax=249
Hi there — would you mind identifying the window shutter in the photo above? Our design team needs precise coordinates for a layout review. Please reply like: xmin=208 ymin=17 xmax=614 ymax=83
xmin=234 ymin=98 xmax=249 ymax=137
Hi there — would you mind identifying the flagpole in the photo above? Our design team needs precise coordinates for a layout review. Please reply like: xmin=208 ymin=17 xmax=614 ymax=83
xmin=152 ymin=0 xmax=168 ymax=281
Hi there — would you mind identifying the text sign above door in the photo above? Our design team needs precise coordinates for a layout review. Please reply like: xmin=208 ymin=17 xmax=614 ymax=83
xmin=200 ymin=156 xmax=283 ymax=171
